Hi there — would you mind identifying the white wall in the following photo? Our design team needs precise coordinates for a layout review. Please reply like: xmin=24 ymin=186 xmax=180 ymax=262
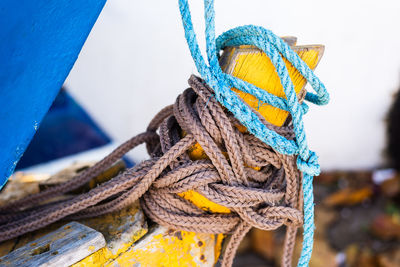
xmin=65 ymin=0 xmax=400 ymax=170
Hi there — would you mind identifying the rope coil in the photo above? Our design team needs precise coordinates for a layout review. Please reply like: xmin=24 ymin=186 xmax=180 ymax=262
xmin=178 ymin=1 xmax=330 ymax=265
xmin=0 ymin=76 xmax=304 ymax=266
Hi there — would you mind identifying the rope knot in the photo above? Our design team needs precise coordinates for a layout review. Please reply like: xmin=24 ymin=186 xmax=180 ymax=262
xmin=297 ymin=151 xmax=320 ymax=177
xmin=301 ymin=102 xmax=309 ymax=114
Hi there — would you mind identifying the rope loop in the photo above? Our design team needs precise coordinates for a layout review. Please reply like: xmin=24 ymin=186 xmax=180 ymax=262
xmin=178 ymin=0 xmax=330 ymax=266
xmin=297 ymin=151 xmax=320 ymax=177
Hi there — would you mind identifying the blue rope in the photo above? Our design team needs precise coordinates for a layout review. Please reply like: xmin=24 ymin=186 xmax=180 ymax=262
xmin=178 ymin=0 xmax=330 ymax=266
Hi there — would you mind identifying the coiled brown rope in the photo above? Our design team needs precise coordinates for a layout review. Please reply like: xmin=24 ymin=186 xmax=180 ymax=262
xmin=0 ymin=76 xmax=303 ymax=267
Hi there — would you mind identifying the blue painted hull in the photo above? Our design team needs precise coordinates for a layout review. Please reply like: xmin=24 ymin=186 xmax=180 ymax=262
xmin=0 ymin=0 xmax=107 ymax=188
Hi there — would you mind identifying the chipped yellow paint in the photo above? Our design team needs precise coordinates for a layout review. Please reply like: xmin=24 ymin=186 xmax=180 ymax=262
xmin=110 ymin=229 xmax=221 ymax=267
xmin=178 ymin=190 xmax=230 ymax=213
xmin=72 ymin=227 xmax=147 ymax=267
xmin=72 ymin=228 xmax=148 ymax=267
xmin=226 ymin=45 xmax=322 ymax=126
xmin=214 ymin=234 xmax=225 ymax=263
xmin=72 ymin=204 xmax=148 ymax=267
xmin=117 ymin=231 xmax=196 ymax=266
xmin=187 ymin=142 xmax=209 ymax=160
xmin=181 ymin=44 xmax=324 ymax=214
xmin=71 ymin=247 xmax=109 ymax=267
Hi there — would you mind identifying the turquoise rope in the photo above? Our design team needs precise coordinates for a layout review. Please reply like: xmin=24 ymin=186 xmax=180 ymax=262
xmin=178 ymin=0 xmax=330 ymax=266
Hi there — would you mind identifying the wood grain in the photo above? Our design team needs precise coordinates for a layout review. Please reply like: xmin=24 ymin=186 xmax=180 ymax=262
xmin=0 ymin=222 xmax=106 ymax=267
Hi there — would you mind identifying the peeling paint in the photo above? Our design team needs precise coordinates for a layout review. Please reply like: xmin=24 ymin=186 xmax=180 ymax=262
xmin=109 ymin=227 xmax=220 ymax=267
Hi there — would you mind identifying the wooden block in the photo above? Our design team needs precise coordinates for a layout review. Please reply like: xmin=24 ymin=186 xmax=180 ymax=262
xmin=107 ymin=226 xmax=224 ymax=267
xmin=0 ymin=222 xmax=106 ymax=267
xmin=73 ymin=202 xmax=148 ymax=266
xmin=219 ymin=43 xmax=324 ymax=127
xmin=281 ymin=36 xmax=298 ymax=46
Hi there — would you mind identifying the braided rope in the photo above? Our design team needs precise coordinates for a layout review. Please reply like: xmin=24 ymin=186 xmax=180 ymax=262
xmin=0 ymin=76 xmax=304 ymax=266
xmin=178 ymin=0 xmax=330 ymax=265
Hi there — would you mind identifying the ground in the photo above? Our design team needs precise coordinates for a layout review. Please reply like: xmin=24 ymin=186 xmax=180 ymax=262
xmin=233 ymin=170 xmax=400 ymax=267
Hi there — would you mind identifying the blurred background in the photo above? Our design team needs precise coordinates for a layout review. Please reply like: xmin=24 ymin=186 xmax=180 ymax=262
xmin=63 ymin=0 xmax=400 ymax=170
xmin=4 ymin=0 xmax=400 ymax=266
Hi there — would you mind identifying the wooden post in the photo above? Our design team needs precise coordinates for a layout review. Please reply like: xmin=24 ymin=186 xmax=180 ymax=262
xmin=180 ymin=38 xmax=325 ymax=214
xmin=0 ymin=38 xmax=325 ymax=266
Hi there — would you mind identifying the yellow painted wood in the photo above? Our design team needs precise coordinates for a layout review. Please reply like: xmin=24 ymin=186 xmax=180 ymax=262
xmin=221 ymin=44 xmax=324 ymax=127
xmin=181 ymin=43 xmax=324 ymax=214
xmin=72 ymin=203 xmax=148 ymax=267
xmin=178 ymin=190 xmax=231 ymax=214
xmin=107 ymin=227 xmax=224 ymax=267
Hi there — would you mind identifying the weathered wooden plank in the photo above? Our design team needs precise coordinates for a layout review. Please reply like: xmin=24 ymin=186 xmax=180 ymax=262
xmin=0 ymin=222 xmax=106 ymax=267
xmin=107 ymin=226 xmax=223 ymax=267
xmin=73 ymin=202 xmax=148 ymax=266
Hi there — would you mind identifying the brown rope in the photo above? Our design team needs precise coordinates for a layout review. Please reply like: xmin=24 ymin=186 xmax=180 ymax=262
xmin=0 ymin=75 xmax=303 ymax=267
